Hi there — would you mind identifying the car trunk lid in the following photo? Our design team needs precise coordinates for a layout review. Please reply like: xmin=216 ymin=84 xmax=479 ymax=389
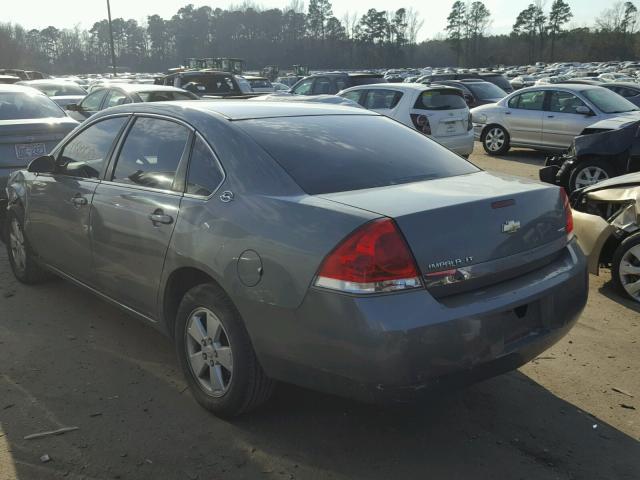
xmin=319 ymin=171 xmax=568 ymax=295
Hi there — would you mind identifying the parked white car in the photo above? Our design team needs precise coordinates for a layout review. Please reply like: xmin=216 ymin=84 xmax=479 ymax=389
xmin=337 ymin=83 xmax=474 ymax=157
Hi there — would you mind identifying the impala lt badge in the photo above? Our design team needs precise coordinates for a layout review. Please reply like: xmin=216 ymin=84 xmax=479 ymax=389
xmin=502 ymin=220 xmax=521 ymax=234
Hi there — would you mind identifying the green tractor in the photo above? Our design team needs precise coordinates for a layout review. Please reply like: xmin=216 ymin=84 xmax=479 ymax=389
xmin=292 ymin=65 xmax=309 ymax=77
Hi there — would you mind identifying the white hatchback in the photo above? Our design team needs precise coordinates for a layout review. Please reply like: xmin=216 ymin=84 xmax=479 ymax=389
xmin=337 ymin=83 xmax=474 ymax=157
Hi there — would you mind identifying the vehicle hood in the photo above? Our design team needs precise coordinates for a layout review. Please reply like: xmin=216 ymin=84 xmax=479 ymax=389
xmin=573 ymin=119 xmax=640 ymax=157
xmin=585 ymin=114 xmax=640 ymax=131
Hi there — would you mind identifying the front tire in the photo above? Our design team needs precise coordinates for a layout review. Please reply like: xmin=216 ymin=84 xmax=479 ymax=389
xmin=569 ymin=159 xmax=613 ymax=192
xmin=175 ymin=283 xmax=274 ymax=418
xmin=612 ymin=233 xmax=640 ymax=303
xmin=4 ymin=211 xmax=50 ymax=284
xmin=482 ymin=125 xmax=510 ymax=155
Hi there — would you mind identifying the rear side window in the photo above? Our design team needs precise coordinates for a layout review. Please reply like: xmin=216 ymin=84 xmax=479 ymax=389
xmin=363 ymin=90 xmax=403 ymax=109
xmin=414 ymin=90 xmax=467 ymax=110
xmin=112 ymin=117 xmax=189 ymax=191
xmin=57 ymin=116 xmax=127 ymax=178
xmin=186 ymin=135 xmax=224 ymax=196
xmin=238 ymin=115 xmax=478 ymax=195
xmin=312 ymin=77 xmax=333 ymax=95
xmin=340 ymin=90 xmax=364 ymax=104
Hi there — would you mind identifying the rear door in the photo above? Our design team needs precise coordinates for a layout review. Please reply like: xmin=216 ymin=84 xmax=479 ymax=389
xmin=90 ymin=115 xmax=191 ymax=317
xmin=503 ymin=90 xmax=545 ymax=146
xmin=542 ymin=90 xmax=595 ymax=149
xmin=25 ymin=115 xmax=129 ymax=285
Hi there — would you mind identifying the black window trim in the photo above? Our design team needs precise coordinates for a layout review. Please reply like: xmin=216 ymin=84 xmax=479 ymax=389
xmin=49 ymin=113 xmax=133 ymax=182
xmin=101 ymin=113 xmax=195 ymax=196
xmin=183 ymin=131 xmax=227 ymax=200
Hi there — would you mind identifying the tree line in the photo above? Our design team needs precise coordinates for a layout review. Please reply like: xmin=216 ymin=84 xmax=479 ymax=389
xmin=0 ymin=0 xmax=639 ymax=74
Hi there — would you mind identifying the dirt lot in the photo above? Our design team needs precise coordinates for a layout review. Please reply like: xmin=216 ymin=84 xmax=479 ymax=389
xmin=0 ymin=145 xmax=639 ymax=480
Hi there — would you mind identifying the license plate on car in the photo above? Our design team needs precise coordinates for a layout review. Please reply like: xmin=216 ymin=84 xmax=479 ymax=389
xmin=15 ymin=143 xmax=46 ymax=161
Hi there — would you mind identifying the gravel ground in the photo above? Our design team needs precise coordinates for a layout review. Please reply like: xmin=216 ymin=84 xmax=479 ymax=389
xmin=0 ymin=145 xmax=638 ymax=480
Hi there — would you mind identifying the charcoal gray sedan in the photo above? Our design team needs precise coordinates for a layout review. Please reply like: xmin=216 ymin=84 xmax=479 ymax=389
xmin=4 ymin=101 xmax=588 ymax=417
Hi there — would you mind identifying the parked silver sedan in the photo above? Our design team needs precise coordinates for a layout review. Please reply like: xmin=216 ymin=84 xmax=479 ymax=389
xmin=472 ymin=84 xmax=640 ymax=155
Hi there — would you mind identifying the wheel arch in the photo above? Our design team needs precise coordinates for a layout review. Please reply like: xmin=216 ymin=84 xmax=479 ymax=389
xmin=480 ymin=123 xmax=508 ymax=141
xmin=161 ymin=266 xmax=233 ymax=339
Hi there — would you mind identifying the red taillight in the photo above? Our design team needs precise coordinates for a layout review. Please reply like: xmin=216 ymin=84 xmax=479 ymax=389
xmin=560 ymin=188 xmax=574 ymax=239
xmin=410 ymin=114 xmax=431 ymax=135
xmin=314 ymin=218 xmax=423 ymax=294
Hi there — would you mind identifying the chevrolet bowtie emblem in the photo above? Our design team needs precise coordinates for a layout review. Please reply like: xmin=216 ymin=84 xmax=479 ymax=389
xmin=502 ymin=220 xmax=521 ymax=234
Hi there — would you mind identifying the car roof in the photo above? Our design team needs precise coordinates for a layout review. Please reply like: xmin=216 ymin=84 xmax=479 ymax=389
xmin=0 ymin=84 xmax=47 ymax=94
xmin=105 ymin=99 xmax=377 ymax=121
xmin=341 ymin=83 xmax=452 ymax=93
xmin=18 ymin=79 xmax=79 ymax=85
xmin=243 ymin=76 xmax=269 ymax=81
xmin=516 ymin=84 xmax=604 ymax=92
xmin=604 ymin=82 xmax=640 ymax=89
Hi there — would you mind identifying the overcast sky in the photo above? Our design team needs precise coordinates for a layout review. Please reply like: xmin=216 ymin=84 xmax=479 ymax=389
xmin=5 ymin=0 xmax=604 ymax=41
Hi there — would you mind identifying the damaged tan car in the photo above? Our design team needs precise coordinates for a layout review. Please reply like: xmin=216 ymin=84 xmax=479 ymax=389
xmin=572 ymin=172 xmax=640 ymax=302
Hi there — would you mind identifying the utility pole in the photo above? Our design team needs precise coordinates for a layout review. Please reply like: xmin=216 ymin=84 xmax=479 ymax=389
xmin=106 ymin=0 xmax=117 ymax=76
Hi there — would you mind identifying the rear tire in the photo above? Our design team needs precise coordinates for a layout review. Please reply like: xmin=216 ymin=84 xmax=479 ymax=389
xmin=4 ymin=211 xmax=50 ymax=284
xmin=482 ymin=125 xmax=510 ymax=155
xmin=569 ymin=159 xmax=613 ymax=192
xmin=175 ymin=283 xmax=275 ymax=418
xmin=612 ymin=233 xmax=640 ymax=303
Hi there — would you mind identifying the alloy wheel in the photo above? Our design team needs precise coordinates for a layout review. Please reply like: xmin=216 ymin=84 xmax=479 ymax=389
xmin=574 ymin=166 xmax=609 ymax=189
xmin=184 ymin=308 xmax=233 ymax=397
xmin=9 ymin=218 xmax=26 ymax=273
xmin=619 ymin=244 xmax=640 ymax=301
xmin=485 ymin=128 xmax=505 ymax=152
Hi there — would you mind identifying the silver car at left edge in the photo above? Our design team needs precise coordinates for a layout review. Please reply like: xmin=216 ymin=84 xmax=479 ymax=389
xmin=4 ymin=100 xmax=588 ymax=417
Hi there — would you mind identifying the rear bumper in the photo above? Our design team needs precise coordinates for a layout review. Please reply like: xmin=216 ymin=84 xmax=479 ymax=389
xmin=436 ymin=130 xmax=474 ymax=156
xmin=252 ymin=240 xmax=587 ymax=404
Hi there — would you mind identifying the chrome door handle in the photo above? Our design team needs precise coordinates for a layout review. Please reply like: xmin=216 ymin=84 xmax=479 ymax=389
xmin=148 ymin=211 xmax=173 ymax=225
xmin=71 ymin=196 xmax=88 ymax=206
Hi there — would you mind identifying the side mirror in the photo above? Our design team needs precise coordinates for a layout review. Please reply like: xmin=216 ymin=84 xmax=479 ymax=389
xmin=65 ymin=103 xmax=79 ymax=111
xmin=576 ymin=106 xmax=593 ymax=116
xmin=27 ymin=155 xmax=56 ymax=174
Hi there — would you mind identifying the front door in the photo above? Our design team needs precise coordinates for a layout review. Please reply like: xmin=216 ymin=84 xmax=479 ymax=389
xmin=25 ymin=116 xmax=129 ymax=285
xmin=504 ymin=90 xmax=545 ymax=146
xmin=90 ymin=116 xmax=191 ymax=317
xmin=542 ymin=90 xmax=596 ymax=149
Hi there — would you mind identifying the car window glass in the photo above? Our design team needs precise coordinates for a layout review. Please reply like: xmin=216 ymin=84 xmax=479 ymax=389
xmin=414 ymin=90 xmax=467 ymax=110
xmin=186 ymin=135 xmax=224 ymax=196
xmin=363 ymin=89 xmax=403 ymax=109
xmin=548 ymin=91 xmax=587 ymax=114
xmin=312 ymin=77 xmax=333 ymax=95
xmin=137 ymin=91 xmax=198 ymax=102
xmin=0 ymin=92 xmax=65 ymax=120
xmin=80 ymin=90 xmax=107 ymax=110
xmin=112 ymin=117 xmax=189 ymax=191
xmin=292 ymin=78 xmax=313 ymax=95
xmin=104 ymin=91 xmax=131 ymax=108
xmin=57 ymin=116 xmax=127 ymax=178
xmin=510 ymin=90 xmax=544 ymax=110
xmin=335 ymin=78 xmax=348 ymax=91
xmin=341 ymin=90 xmax=363 ymax=104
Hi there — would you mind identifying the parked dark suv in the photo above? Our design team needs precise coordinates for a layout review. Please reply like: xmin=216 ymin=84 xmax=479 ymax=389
xmin=429 ymin=79 xmax=507 ymax=108
xmin=290 ymin=72 xmax=386 ymax=95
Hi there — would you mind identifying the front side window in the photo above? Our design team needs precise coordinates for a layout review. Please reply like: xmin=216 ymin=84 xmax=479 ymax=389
xmin=340 ymin=90 xmax=364 ymax=105
xmin=312 ymin=77 xmax=333 ymax=95
xmin=548 ymin=91 xmax=587 ymax=114
xmin=57 ymin=116 xmax=127 ymax=178
xmin=104 ymin=90 xmax=131 ymax=109
xmin=508 ymin=91 xmax=545 ymax=110
xmin=292 ymin=78 xmax=313 ymax=95
xmin=186 ymin=135 xmax=224 ymax=196
xmin=111 ymin=117 xmax=189 ymax=190
xmin=363 ymin=89 xmax=403 ymax=109
xmin=80 ymin=90 xmax=107 ymax=111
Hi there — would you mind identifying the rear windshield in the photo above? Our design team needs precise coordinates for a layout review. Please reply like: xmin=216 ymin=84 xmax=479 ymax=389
xmin=0 ymin=92 xmax=65 ymax=120
xmin=414 ymin=89 xmax=467 ymax=110
xmin=581 ymin=88 xmax=639 ymax=114
xmin=466 ymin=82 xmax=507 ymax=100
xmin=27 ymin=82 xmax=86 ymax=96
xmin=238 ymin=115 xmax=478 ymax=194
xmin=350 ymin=76 xmax=386 ymax=86
xmin=137 ymin=90 xmax=198 ymax=102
